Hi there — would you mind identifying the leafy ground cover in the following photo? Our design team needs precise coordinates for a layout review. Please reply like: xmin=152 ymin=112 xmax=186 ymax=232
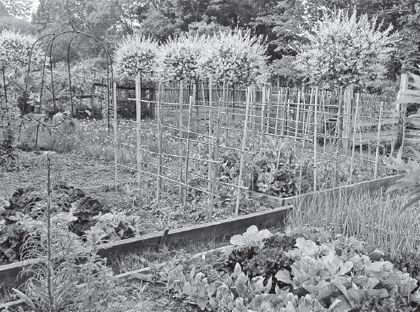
xmin=3 ymin=225 xmax=420 ymax=312
xmin=0 ymin=151 xmax=265 ymax=266
xmin=157 ymin=226 xmax=420 ymax=312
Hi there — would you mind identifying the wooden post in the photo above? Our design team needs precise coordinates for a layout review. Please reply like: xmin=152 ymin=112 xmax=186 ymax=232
xmin=183 ymin=85 xmax=195 ymax=208
xmin=294 ymin=90 xmax=301 ymax=142
xmin=113 ymin=81 xmax=118 ymax=187
xmin=397 ymin=74 xmax=409 ymax=155
xmin=261 ymin=86 xmax=266 ymax=132
xmin=135 ymin=74 xmax=142 ymax=189
xmin=235 ymin=86 xmax=251 ymax=215
xmin=207 ymin=78 xmax=215 ymax=220
xmin=342 ymin=85 xmax=354 ymax=152
xmin=274 ymin=85 xmax=281 ymax=135
xmin=156 ymin=83 xmax=163 ymax=200
xmin=266 ymin=86 xmax=271 ymax=133
xmin=374 ymin=101 xmax=384 ymax=179
xmin=178 ymin=80 xmax=184 ymax=197
xmin=349 ymin=92 xmax=360 ymax=184
xmin=313 ymin=87 xmax=319 ymax=192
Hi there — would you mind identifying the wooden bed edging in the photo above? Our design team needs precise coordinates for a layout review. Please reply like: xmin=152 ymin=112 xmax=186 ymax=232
xmin=0 ymin=205 xmax=292 ymax=292
xmin=0 ymin=174 xmax=401 ymax=293
xmin=97 ymin=204 xmax=292 ymax=257
xmin=253 ymin=175 xmax=402 ymax=208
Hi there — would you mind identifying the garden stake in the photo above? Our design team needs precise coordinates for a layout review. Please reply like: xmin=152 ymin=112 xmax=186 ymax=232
xmin=135 ymin=74 xmax=142 ymax=191
xmin=265 ymin=86 xmax=271 ymax=134
xmin=178 ymin=80 xmax=184 ymax=198
xmin=374 ymin=101 xmax=384 ymax=179
xmin=113 ymin=81 xmax=118 ymax=188
xmin=157 ymin=83 xmax=163 ymax=201
xmin=46 ymin=153 xmax=53 ymax=309
xmin=313 ymin=87 xmax=319 ymax=192
xmin=294 ymin=89 xmax=301 ymax=143
xmin=207 ymin=79 xmax=215 ymax=220
xmin=183 ymin=86 xmax=194 ymax=208
xmin=349 ymin=92 xmax=360 ymax=184
xmin=274 ymin=84 xmax=281 ymax=135
xmin=235 ymin=86 xmax=251 ymax=215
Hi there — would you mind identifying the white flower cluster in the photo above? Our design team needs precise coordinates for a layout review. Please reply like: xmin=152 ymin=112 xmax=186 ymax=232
xmin=113 ymin=35 xmax=159 ymax=80
xmin=0 ymin=30 xmax=41 ymax=69
xmin=295 ymin=9 xmax=399 ymax=89
xmin=113 ymin=30 xmax=268 ymax=86
xmin=157 ymin=34 xmax=204 ymax=82
xmin=199 ymin=30 xmax=268 ymax=86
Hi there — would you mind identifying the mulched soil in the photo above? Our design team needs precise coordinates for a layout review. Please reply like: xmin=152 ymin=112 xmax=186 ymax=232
xmin=0 ymin=150 xmax=270 ymax=236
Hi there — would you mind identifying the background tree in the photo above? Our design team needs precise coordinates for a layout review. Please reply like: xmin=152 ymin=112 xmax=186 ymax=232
xmin=294 ymin=9 xmax=399 ymax=90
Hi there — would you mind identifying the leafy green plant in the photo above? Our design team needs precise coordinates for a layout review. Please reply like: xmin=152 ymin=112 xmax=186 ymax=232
xmin=230 ymin=225 xmax=272 ymax=249
xmin=160 ymin=227 xmax=419 ymax=312
xmin=113 ymin=34 xmax=158 ymax=81
xmin=388 ymin=149 xmax=420 ymax=211
xmin=295 ymin=9 xmax=399 ymax=89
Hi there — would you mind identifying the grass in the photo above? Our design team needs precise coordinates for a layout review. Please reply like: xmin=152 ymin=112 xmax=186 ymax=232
xmin=287 ymin=188 xmax=420 ymax=258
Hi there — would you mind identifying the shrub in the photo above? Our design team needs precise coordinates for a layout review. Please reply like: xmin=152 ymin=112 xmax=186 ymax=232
xmin=295 ymin=9 xmax=399 ymax=89
xmin=113 ymin=34 xmax=159 ymax=80
xmin=156 ymin=33 xmax=206 ymax=82
xmin=199 ymin=29 xmax=268 ymax=86
xmin=0 ymin=29 xmax=40 ymax=69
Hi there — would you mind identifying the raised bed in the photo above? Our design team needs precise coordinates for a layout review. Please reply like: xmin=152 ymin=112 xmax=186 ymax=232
xmin=0 ymin=174 xmax=401 ymax=293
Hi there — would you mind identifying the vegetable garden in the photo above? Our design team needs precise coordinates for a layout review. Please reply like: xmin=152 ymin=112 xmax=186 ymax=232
xmin=1 ymin=7 xmax=420 ymax=312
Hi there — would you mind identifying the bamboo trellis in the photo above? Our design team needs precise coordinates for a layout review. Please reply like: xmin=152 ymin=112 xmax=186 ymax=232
xmin=109 ymin=80 xmax=399 ymax=220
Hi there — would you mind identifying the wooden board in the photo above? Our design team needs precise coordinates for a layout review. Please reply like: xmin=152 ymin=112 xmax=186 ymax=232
xmin=0 ymin=175 xmax=401 ymax=292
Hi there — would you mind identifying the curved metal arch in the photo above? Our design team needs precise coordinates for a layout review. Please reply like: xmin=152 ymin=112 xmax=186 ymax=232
xmin=67 ymin=35 xmax=78 ymax=117
xmin=26 ymin=30 xmax=114 ymax=125
xmin=46 ymin=30 xmax=114 ymax=122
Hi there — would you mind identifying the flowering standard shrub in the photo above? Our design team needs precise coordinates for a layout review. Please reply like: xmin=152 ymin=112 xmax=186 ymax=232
xmin=199 ymin=29 xmax=268 ymax=86
xmin=295 ymin=10 xmax=399 ymax=89
xmin=113 ymin=34 xmax=159 ymax=80
xmin=0 ymin=30 xmax=40 ymax=69
xmin=156 ymin=33 xmax=206 ymax=82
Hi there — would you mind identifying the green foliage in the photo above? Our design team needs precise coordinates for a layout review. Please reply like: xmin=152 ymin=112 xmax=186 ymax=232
xmin=229 ymin=225 xmax=272 ymax=249
xmin=388 ymin=149 xmax=420 ymax=211
xmin=161 ymin=227 xmax=419 ymax=311
xmin=114 ymin=34 xmax=159 ymax=80
xmin=295 ymin=9 xmax=399 ymax=89
xmin=157 ymin=33 xmax=205 ymax=82
xmin=0 ymin=0 xmax=32 ymax=19
xmin=0 ymin=29 xmax=40 ymax=69
xmin=199 ymin=29 xmax=268 ymax=85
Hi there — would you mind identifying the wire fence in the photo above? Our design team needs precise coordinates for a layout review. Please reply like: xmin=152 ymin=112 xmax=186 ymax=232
xmin=106 ymin=79 xmax=399 ymax=217
xmin=0 ymin=77 xmax=401 ymax=219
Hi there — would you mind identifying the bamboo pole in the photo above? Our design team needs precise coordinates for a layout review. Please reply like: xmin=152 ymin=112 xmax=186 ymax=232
xmin=374 ymin=101 xmax=384 ymax=179
xmin=298 ymin=87 xmax=311 ymax=194
xmin=313 ymin=87 xmax=319 ymax=192
xmin=294 ymin=89 xmax=301 ymax=142
xmin=207 ymin=78 xmax=215 ymax=220
xmin=183 ymin=85 xmax=195 ymax=208
xmin=224 ymin=83 xmax=229 ymax=139
xmin=266 ymin=86 xmax=271 ymax=134
xmin=135 ymin=74 xmax=142 ymax=189
xmin=274 ymin=84 xmax=281 ymax=135
xmin=235 ymin=86 xmax=251 ymax=215
xmin=178 ymin=80 xmax=184 ymax=197
xmin=113 ymin=81 xmax=118 ymax=187
xmin=334 ymin=88 xmax=343 ymax=186
xmin=322 ymin=89 xmax=328 ymax=156
xmin=261 ymin=86 xmax=266 ymax=132
xmin=349 ymin=92 xmax=360 ymax=184
xmin=281 ymin=89 xmax=287 ymax=136
xmin=156 ymin=83 xmax=163 ymax=200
